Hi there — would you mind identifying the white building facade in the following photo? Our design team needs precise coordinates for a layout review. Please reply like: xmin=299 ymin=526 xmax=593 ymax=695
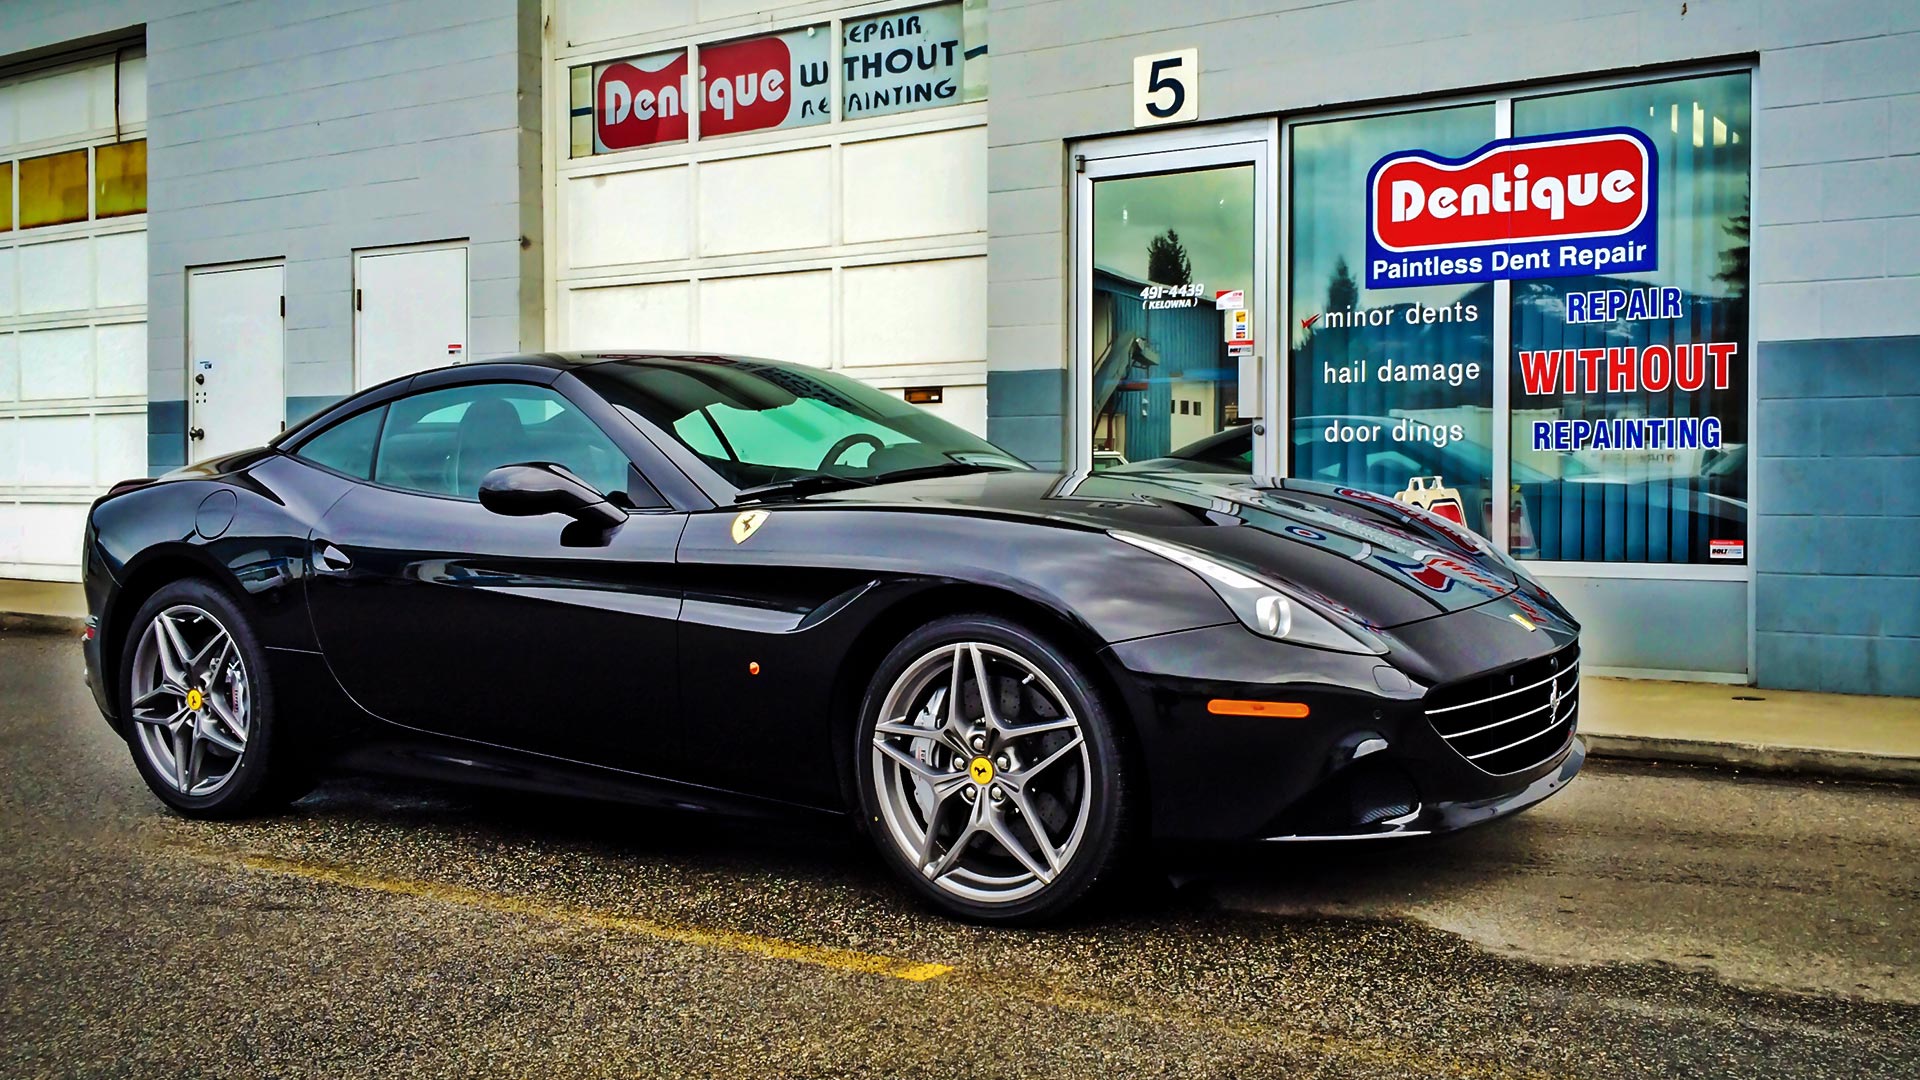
xmin=0 ymin=49 xmax=148 ymax=581
xmin=548 ymin=0 xmax=992 ymax=433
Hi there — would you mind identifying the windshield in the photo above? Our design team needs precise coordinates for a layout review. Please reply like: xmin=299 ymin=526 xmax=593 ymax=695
xmin=576 ymin=358 xmax=1028 ymax=490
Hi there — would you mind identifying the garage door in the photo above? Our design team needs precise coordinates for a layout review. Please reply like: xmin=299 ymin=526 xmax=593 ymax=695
xmin=551 ymin=1 xmax=990 ymax=434
xmin=0 ymin=50 xmax=148 ymax=582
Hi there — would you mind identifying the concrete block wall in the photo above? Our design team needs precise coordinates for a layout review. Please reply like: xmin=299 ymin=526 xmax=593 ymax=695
xmin=148 ymin=0 xmax=544 ymax=465
xmin=1747 ymin=4 xmax=1920 ymax=695
xmin=1753 ymin=338 xmax=1920 ymax=695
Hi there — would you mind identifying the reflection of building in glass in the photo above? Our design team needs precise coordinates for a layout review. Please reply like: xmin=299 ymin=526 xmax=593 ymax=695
xmin=1090 ymin=267 xmax=1235 ymax=462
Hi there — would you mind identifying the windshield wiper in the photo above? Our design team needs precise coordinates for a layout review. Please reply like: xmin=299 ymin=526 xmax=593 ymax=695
xmin=866 ymin=462 xmax=1025 ymax=486
xmin=732 ymin=473 xmax=873 ymax=504
xmin=732 ymin=462 xmax=1020 ymax=504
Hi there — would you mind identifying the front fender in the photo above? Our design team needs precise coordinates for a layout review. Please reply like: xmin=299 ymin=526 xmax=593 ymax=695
xmin=675 ymin=505 xmax=1237 ymax=646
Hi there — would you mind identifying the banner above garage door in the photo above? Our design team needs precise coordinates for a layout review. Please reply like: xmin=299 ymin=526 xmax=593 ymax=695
xmin=569 ymin=1 xmax=986 ymax=157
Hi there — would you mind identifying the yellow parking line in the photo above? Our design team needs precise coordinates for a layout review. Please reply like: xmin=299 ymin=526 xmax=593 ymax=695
xmin=174 ymin=847 xmax=1532 ymax=1076
xmin=217 ymin=851 xmax=953 ymax=983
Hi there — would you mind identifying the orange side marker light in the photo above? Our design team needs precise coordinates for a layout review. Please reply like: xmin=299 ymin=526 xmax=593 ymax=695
xmin=1207 ymin=699 xmax=1310 ymax=719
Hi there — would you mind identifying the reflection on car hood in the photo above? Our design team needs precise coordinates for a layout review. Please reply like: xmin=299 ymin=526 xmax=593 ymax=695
xmin=806 ymin=469 xmax=1547 ymax=630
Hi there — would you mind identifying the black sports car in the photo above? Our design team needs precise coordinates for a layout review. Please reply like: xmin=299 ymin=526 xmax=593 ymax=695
xmin=81 ymin=353 xmax=1583 ymax=922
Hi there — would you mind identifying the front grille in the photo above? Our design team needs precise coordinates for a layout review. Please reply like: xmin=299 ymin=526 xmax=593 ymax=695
xmin=1424 ymin=642 xmax=1579 ymax=775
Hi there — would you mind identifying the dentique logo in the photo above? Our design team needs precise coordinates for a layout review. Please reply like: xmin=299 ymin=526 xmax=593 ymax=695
xmin=1365 ymin=128 xmax=1659 ymax=289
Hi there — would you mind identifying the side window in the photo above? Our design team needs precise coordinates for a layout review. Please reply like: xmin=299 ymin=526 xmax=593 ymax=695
xmin=293 ymin=405 xmax=387 ymax=479
xmin=373 ymin=383 xmax=640 ymax=502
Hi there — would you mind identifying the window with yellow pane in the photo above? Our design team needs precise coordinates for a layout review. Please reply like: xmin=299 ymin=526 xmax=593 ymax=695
xmin=96 ymin=139 xmax=147 ymax=218
xmin=9 ymin=139 xmax=145 ymax=230
xmin=19 ymin=149 xmax=89 ymax=228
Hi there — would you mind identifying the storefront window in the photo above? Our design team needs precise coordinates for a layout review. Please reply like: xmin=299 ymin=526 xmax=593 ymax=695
xmin=1288 ymin=104 xmax=1501 ymax=537
xmin=0 ymin=162 xmax=11 ymax=232
xmin=1509 ymin=72 xmax=1750 ymax=564
xmin=1285 ymin=70 xmax=1751 ymax=566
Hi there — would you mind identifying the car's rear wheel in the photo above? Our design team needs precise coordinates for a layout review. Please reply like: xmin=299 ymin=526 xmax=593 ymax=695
xmin=856 ymin=614 xmax=1133 ymax=923
xmin=121 ymin=579 xmax=295 ymax=817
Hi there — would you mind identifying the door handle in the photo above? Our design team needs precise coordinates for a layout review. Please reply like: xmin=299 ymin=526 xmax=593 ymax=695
xmin=313 ymin=542 xmax=352 ymax=573
xmin=189 ymin=427 xmax=205 ymax=441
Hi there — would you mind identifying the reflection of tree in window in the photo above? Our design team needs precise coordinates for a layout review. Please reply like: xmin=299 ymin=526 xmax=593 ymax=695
xmin=1146 ymin=229 xmax=1191 ymax=285
xmin=1327 ymin=256 xmax=1359 ymax=313
xmin=1715 ymin=198 xmax=1749 ymax=297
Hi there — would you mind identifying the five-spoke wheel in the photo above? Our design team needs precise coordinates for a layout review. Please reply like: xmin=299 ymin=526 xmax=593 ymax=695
xmin=120 ymin=579 xmax=292 ymax=816
xmin=129 ymin=603 xmax=251 ymax=796
xmin=859 ymin=615 xmax=1131 ymax=922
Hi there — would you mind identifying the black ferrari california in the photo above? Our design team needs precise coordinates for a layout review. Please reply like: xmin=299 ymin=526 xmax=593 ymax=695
xmin=81 ymin=353 xmax=1583 ymax=922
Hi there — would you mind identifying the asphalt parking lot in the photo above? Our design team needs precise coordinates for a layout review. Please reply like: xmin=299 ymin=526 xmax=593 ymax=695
xmin=3 ymin=627 xmax=1916 ymax=1079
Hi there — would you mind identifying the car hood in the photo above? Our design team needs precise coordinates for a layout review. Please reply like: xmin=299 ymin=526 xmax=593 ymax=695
xmin=806 ymin=470 xmax=1541 ymax=630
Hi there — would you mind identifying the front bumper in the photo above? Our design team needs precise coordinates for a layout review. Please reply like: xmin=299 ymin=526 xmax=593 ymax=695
xmin=1098 ymin=596 xmax=1582 ymax=845
xmin=1258 ymin=736 xmax=1583 ymax=842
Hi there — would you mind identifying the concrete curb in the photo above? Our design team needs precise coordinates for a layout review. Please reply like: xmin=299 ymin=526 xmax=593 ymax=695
xmin=1586 ymin=733 xmax=1920 ymax=785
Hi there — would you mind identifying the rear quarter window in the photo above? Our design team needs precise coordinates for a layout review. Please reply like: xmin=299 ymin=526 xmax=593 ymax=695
xmin=292 ymin=406 xmax=387 ymax=479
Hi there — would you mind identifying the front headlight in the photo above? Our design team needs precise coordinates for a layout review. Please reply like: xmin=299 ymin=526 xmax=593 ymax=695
xmin=1111 ymin=531 xmax=1386 ymax=655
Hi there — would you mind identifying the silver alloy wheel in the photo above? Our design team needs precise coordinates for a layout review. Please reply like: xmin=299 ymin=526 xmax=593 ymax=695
xmin=128 ymin=604 xmax=251 ymax=797
xmin=871 ymin=641 xmax=1093 ymax=905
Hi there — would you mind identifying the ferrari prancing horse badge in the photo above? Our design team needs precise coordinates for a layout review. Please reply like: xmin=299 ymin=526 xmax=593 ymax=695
xmin=731 ymin=510 xmax=769 ymax=544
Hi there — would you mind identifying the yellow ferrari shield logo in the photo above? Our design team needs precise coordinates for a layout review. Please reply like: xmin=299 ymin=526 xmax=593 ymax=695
xmin=185 ymin=688 xmax=205 ymax=711
xmin=968 ymin=757 xmax=995 ymax=785
xmin=731 ymin=510 xmax=769 ymax=544
xmin=1509 ymin=613 xmax=1538 ymax=632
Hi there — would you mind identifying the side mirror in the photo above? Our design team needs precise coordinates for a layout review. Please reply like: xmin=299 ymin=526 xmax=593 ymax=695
xmin=478 ymin=463 xmax=626 ymax=529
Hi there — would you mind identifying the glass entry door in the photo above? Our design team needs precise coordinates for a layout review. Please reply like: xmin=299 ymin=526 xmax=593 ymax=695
xmin=1072 ymin=122 xmax=1276 ymax=474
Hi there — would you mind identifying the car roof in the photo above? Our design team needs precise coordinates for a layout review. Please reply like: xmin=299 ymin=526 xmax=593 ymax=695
xmin=452 ymin=350 xmax=794 ymax=370
xmin=273 ymin=351 xmax=802 ymax=448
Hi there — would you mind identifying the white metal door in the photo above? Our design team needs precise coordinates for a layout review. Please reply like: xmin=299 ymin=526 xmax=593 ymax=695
xmin=355 ymin=244 xmax=469 ymax=389
xmin=187 ymin=262 xmax=285 ymax=460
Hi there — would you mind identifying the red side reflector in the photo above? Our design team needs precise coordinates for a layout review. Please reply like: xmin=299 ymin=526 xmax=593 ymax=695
xmin=1207 ymin=699 xmax=1310 ymax=719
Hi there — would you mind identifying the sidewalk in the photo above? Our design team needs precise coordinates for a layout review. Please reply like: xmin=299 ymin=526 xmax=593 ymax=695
xmin=4 ymin=577 xmax=1916 ymax=782
xmin=0 ymin=578 xmax=85 ymax=622
xmin=1580 ymin=676 xmax=1920 ymax=783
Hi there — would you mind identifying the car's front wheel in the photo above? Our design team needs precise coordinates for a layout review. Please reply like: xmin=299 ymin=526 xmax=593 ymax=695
xmin=856 ymin=614 xmax=1134 ymax=923
xmin=120 ymin=579 xmax=296 ymax=817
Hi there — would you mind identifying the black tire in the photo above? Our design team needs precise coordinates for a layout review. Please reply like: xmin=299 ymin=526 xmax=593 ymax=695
xmin=118 ymin=578 xmax=302 ymax=818
xmin=854 ymin=613 xmax=1135 ymax=924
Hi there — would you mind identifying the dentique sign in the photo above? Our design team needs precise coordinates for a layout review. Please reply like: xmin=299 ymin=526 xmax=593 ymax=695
xmin=1364 ymin=128 xmax=1659 ymax=289
xmin=699 ymin=26 xmax=832 ymax=137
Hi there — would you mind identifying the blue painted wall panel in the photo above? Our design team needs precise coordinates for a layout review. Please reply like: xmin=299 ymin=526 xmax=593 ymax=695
xmin=1753 ymin=335 xmax=1920 ymax=696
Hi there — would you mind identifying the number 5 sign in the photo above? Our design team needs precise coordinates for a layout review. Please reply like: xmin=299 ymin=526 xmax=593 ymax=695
xmin=1133 ymin=48 xmax=1198 ymax=127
